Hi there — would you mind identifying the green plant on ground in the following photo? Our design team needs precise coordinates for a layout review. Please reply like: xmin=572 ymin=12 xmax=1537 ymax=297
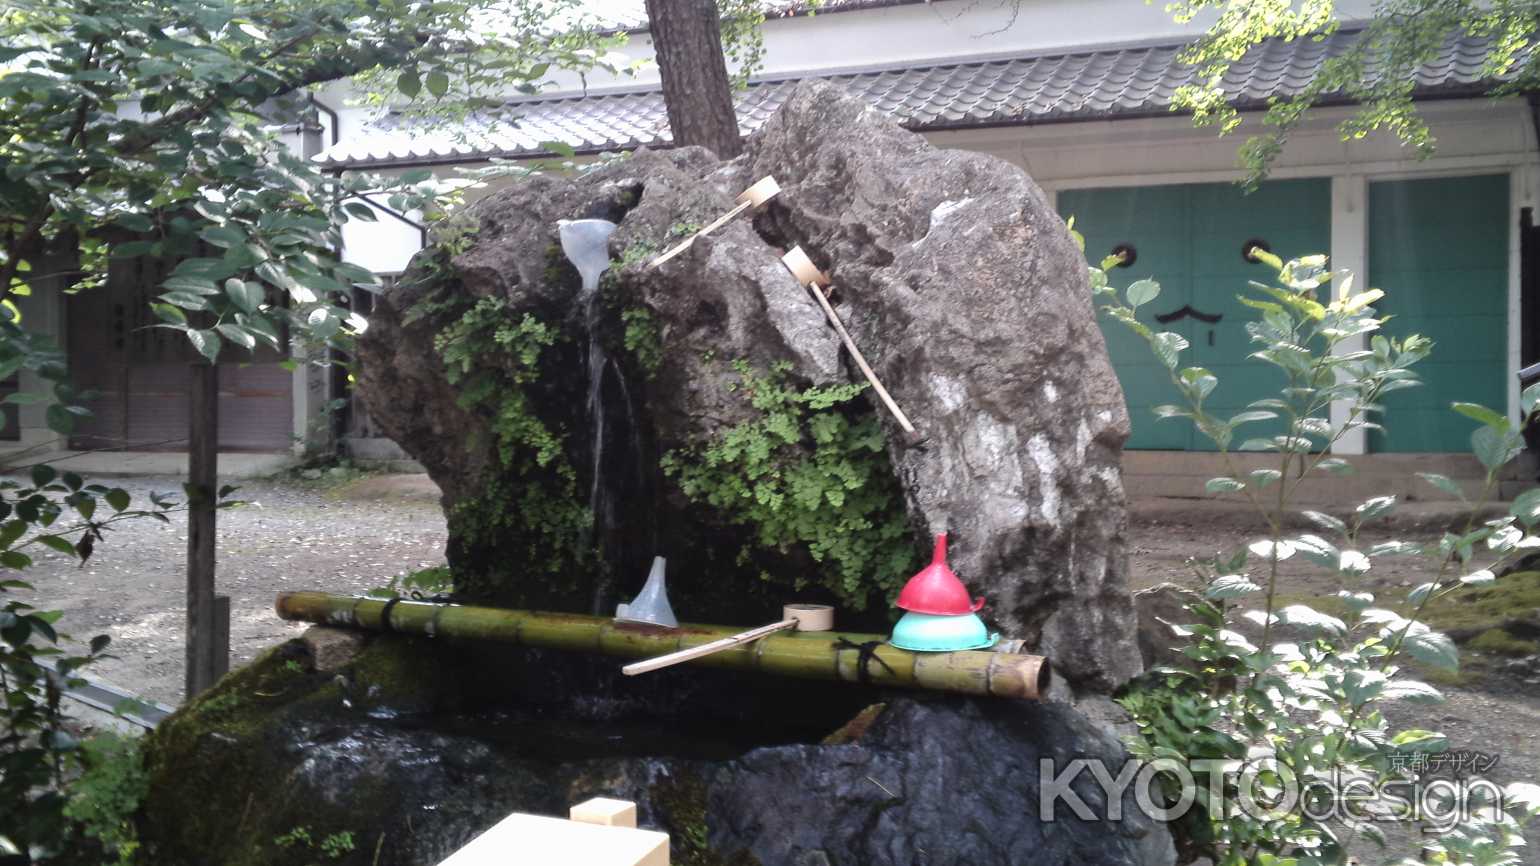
xmin=1090 ymin=242 xmax=1540 ymax=865
xmin=368 ymin=565 xmax=454 ymax=600
xmin=0 ymin=460 xmax=234 ymax=860
xmin=661 ymin=360 xmax=915 ymax=610
xmin=275 ymin=826 xmax=354 ymax=863
xmin=60 ymin=733 xmax=147 ymax=866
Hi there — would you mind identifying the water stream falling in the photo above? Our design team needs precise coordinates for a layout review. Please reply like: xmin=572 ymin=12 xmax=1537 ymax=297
xmin=558 ymin=219 xmax=647 ymax=614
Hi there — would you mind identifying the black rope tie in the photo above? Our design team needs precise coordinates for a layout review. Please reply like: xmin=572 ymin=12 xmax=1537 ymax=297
xmin=834 ymin=637 xmax=895 ymax=685
xmin=378 ymin=596 xmax=404 ymax=633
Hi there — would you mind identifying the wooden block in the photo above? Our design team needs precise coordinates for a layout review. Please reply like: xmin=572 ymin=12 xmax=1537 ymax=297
xmin=438 ymin=812 xmax=667 ymax=866
xmin=570 ymin=797 xmax=638 ymax=828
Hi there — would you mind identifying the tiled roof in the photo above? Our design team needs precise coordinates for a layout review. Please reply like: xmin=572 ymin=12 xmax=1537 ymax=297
xmin=591 ymin=0 xmax=896 ymax=33
xmin=315 ymin=30 xmax=1512 ymax=169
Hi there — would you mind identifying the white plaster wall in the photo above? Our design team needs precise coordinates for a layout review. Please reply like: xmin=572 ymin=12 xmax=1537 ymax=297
xmin=339 ymin=200 xmax=427 ymax=275
xmin=544 ymin=0 xmax=1376 ymax=93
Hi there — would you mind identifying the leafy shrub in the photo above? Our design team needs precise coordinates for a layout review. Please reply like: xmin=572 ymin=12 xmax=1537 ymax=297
xmin=1087 ymin=242 xmax=1540 ymax=865
xmin=1 ymin=466 xmax=218 ymax=860
xmin=661 ymin=360 xmax=915 ymax=610
xmin=61 ymin=733 xmax=148 ymax=866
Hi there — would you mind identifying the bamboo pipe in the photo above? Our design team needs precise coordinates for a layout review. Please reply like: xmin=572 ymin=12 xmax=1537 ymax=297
xmin=647 ymin=176 xmax=782 ymax=270
xmin=621 ymin=603 xmax=833 ymax=676
xmin=780 ymin=246 xmax=925 ymax=448
xmin=274 ymin=591 xmax=1050 ymax=700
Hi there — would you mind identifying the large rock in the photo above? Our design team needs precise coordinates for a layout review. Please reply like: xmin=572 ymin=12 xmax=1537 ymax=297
xmin=356 ymin=81 xmax=1138 ymax=690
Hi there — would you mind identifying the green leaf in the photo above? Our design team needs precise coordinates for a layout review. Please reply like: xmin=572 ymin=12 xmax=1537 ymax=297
xmin=1390 ymin=729 xmax=1448 ymax=752
xmin=1451 ymin=401 xmax=1508 ymax=429
xmin=1402 ymin=630 xmax=1458 ymax=671
xmin=105 ymin=489 xmax=130 ymax=513
xmin=199 ymin=225 xmax=247 ymax=249
xmin=1512 ymin=488 xmax=1540 ymax=526
xmin=1248 ymin=468 xmax=1281 ymax=489
xmin=1149 ymin=331 xmax=1188 ymax=370
xmin=1472 ymin=425 xmax=1523 ymax=472
xmin=397 ymin=70 xmax=421 ymax=98
xmin=1205 ymin=477 xmax=1244 ymax=494
xmin=1274 ymin=604 xmax=1346 ymax=635
xmin=1206 ymin=573 xmax=1260 ymax=599
xmin=215 ymin=324 xmax=256 ymax=350
xmin=1125 ymin=279 xmax=1160 ymax=309
xmin=1417 ymin=472 xmax=1466 ymax=500
xmin=161 ymin=291 xmax=211 ymax=311
xmin=36 ymin=535 xmax=76 ymax=556
xmin=1228 ymin=410 xmax=1277 ymax=426
xmin=151 ymin=303 xmax=188 ymax=325
xmin=30 ymin=464 xmax=56 ymax=488
xmin=187 ymin=329 xmax=222 ymax=363
xmin=1315 ymin=458 xmax=1354 ymax=475
xmin=1459 ymin=569 xmax=1495 ymax=586
xmin=1300 ymin=510 xmax=1346 ymax=534
xmin=1381 ymin=680 xmax=1443 ymax=703
xmin=161 ymin=275 xmax=221 ymax=295
xmin=1523 ymin=382 xmax=1540 ymax=417
xmin=45 ymin=404 xmax=77 ymax=435
xmin=1355 ymin=495 xmax=1397 ymax=523
xmin=426 ymin=70 xmax=449 ymax=98
xmin=1407 ymin=582 xmax=1437 ymax=605
xmin=225 ymin=279 xmax=264 ymax=314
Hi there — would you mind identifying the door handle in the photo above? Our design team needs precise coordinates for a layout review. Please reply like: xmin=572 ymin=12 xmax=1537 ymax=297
xmin=1154 ymin=305 xmax=1223 ymax=325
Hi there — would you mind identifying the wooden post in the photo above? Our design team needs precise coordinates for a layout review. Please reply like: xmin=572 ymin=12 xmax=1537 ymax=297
xmin=185 ymin=362 xmax=221 ymax=698
xmin=210 ymin=594 xmax=231 ymax=681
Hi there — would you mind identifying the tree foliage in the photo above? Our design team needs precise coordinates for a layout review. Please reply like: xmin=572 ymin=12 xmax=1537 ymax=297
xmin=1166 ymin=0 xmax=1540 ymax=185
xmin=0 ymin=0 xmax=612 ymax=367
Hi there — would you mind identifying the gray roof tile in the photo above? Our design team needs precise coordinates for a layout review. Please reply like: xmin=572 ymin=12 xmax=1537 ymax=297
xmin=317 ymin=29 xmax=1515 ymax=168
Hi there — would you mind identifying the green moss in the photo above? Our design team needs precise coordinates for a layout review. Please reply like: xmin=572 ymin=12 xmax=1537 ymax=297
xmin=139 ymin=639 xmax=458 ymax=865
xmin=1423 ymin=568 xmax=1540 ymax=634
xmin=660 ymin=360 xmax=916 ymax=611
xmin=1467 ymin=628 xmax=1540 ymax=657
xmin=648 ymin=772 xmax=761 ymax=866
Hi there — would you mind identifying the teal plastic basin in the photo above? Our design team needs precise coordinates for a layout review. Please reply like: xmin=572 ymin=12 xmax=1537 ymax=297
xmin=889 ymin=611 xmax=998 ymax=652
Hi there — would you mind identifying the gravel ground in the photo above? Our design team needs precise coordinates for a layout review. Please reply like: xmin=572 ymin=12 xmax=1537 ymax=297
xmin=22 ymin=472 xmax=446 ymax=706
xmin=19 ymin=477 xmax=1540 ymax=860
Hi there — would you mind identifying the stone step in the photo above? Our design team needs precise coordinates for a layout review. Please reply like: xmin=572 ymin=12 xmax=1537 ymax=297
xmin=1121 ymin=451 xmax=1537 ymax=506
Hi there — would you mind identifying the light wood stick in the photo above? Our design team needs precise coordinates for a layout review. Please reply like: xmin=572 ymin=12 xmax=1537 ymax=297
xmin=646 ymin=200 xmax=752 ymax=270
xmin=621 ymin=618 xmax=797 ymax=675
xmin=803 ymin=282 xmax=919 ymax=435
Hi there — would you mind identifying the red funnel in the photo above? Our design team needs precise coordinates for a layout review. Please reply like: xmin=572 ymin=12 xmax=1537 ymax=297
xmin=895 ymin=534 xmax=984 ymax=615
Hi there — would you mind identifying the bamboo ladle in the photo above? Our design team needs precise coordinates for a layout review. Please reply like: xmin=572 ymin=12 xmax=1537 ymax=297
xmin=647 ymin=176 xmax=782 ymax=270
xmin=621 ymin=603 xmax=834 ymax=676
xmin=781 ymin=246 xmax=925 ymax=447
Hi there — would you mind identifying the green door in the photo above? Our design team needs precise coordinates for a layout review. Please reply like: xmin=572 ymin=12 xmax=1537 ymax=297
xmin=1368 ymin=174 xmax=1509 ymax=452
xmin=1060 ymin=179 xmax=1332 ymax=450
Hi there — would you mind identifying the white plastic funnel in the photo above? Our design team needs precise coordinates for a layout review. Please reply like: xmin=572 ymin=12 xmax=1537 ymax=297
xmin=558 ymin=219 xmax=619 ymax=291
xmin=615 ymin=556 xmax=678 ymax=628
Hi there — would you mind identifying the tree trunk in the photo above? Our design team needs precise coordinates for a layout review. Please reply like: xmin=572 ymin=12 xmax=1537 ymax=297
xmin=644 ymin=0 xmax=743 ymax=158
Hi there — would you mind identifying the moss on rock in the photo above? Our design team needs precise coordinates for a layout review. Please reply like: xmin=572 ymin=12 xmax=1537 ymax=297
xmin=138 ymin=637 xmax=464 ymax=866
